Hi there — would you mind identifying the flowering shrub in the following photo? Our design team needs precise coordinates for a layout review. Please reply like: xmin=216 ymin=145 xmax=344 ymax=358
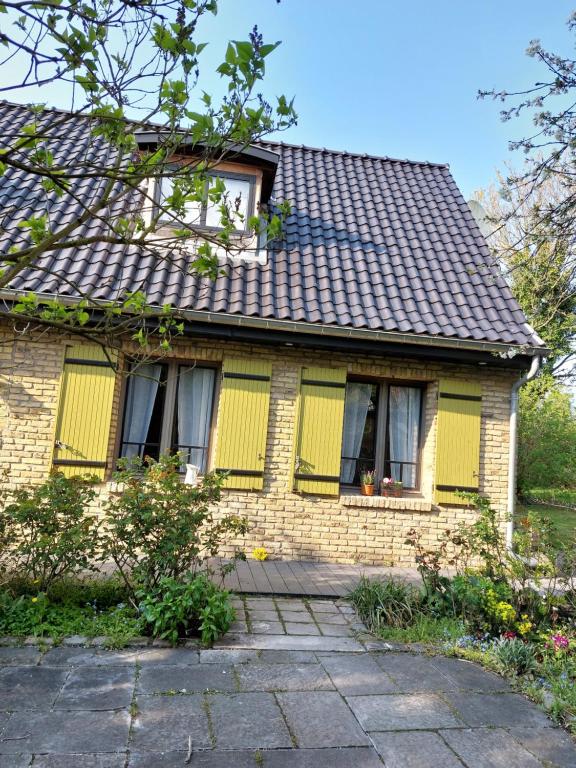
xmin=0 ymin=472 xmax=100 ymax=590
xmin=103 ymin=454 xmax=250 ymax=598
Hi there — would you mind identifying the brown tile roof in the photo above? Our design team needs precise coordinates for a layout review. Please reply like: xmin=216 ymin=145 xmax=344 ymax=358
xmin=0 ymin=101 xmax=543 ymax=349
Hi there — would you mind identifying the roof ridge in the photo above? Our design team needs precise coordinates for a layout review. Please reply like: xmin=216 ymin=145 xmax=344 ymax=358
xmin=256 ymin=138 xmax=449 ymax=169
xmin=0 ymin=101 xmax=449 ymax=169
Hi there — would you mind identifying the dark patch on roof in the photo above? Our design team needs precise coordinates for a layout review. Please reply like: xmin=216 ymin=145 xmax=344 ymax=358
xmin=0 ymin=100 xmax=543 ymax=349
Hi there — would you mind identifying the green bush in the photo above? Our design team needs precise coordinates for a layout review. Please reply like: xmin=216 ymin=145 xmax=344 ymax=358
xmin=349 ymin=576 xmax=422 ymax=631
xmin=0 ymin=472 xmax=100 ymax=590
xmin=518 ymin=383 xmax=576 ymax=492
xmin=138 ymin=574 xmax=235 ymax=645
xmin=102 ymin=454 xmax=250 ymax=599
xmin=449 ymin=573 xmax=515 ymax=633
xmin=522 ymin=488 xmax=576 ymax=509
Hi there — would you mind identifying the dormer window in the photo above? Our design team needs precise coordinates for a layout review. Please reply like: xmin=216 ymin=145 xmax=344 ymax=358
xmin=157 ymin=170 xmax=256 ymax=234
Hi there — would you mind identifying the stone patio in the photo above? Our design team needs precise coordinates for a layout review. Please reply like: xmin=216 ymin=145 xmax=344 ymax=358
xmin=0 ymin=595 xmax=575 ymax=767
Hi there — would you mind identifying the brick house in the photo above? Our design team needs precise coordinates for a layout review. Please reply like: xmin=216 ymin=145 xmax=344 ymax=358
xmin=0 ymin=102 xmax=546 ymax=565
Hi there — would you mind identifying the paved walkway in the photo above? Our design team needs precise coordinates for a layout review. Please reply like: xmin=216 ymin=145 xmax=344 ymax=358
xmin=218 ymin=559 xmax=422 ymax=597
xmin=1 ymin=596 xmax=574 ymax=767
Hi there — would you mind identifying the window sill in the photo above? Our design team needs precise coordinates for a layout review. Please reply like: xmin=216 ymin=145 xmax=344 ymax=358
xmin=340 ymin=493 xmax=433 ymax=512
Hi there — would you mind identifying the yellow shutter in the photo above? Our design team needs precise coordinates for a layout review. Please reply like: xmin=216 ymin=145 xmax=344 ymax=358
xmin=52 ymin=345 xmax=117 ymax=480
xmin=214 ymin=358 xmax=272 ymax=490
xmin=293 ymin=366 xmax=347 ymax=496
xmin=434 ymin=379 xmax=482 ymax=505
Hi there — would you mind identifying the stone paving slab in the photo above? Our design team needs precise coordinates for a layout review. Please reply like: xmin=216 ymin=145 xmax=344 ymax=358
xmin=199 ymin=648 xmax=259 ymax=664
xmin=280 ymin=611 xmax=315 ymax=624
xmin=318 ymin=653 xmax=399 ymax=695
xmin=283 ymin=623 xmax=320 ymax=636
xmin=137 ymin=664 xmax=236 ymax=694
xmin=258 ymin=650 xmax=318 ymax=664
xmin=374 ymin=651 xmax=510 ymax=693
xmin=443 ymin=691 xmax=554 ymax=728
xmin=428 ymin=655 xmax=512 ymax=692
xmin=315 ymin=623 xmax=353 ymax=637
xmin=252 ymin=621 xmax=286 ymax=635
xmin=214 ymin=633 xmax=364 ymax=652
xmin=129 ymin=751 xmax=257 ymax=767
xmin=346 ymin=692 xmax=463 ymax=731
xmin=261 ymin=747 xmax=384 ymax=767
xmin=236 ymin=663 xmax=334 ymax=692
xmin=131 ymin=694 xmax=211 ymax=752
xmin=509 ymin=726 xmax=576 ymax=768
xmin=276 ymin=691 xmax=370 ymax=748
xmin=370 ymin=731 xmax=465 ymax=768
xmin=0 ymin=757 xmax=34 ymax=768
xmin=209 ymin=693 xmax=293 ymax=749
xmin=251 ymin=609 xmax=282 ymax=622
xmin=0 ymin=711 xmax=130 ymax=754
xmin=31 ymin=755 xmax=126 ymax=768
xmin=0 ymin=666 xmax=68 ymax=710
xmin=440 ymin=728 xmax=545 ymax=768
xmin=41 ymin=647 xmax=140 ymax=666
xmin=55 ymin=666 xmax=134 ymax=710
xmin=0 ymin=647 xmax=42 ymax=665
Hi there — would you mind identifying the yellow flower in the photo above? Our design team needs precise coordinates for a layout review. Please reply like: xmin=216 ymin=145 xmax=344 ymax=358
xmin=252 ymin=547 xmax=268 ymax=562
xmin=517 ymin=618 xmax=533 ymax=636
xmin=494 ymin=601 xmax=516 ymax=625
xmin=31 ymin=597 xmax=38 ymax=603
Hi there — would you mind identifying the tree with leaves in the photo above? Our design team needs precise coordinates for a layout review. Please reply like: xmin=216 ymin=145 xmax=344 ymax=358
xmin=475 ymin=174 xmax=576 ymax=381
xmin=0 ymin=1 xmax=296 ymax=354
xmin=478 ymin=13 xmax=576 ymax=490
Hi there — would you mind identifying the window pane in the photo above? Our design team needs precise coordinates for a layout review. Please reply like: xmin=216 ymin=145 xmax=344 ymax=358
xmin=340 ymin=382 xmax=378 ymax=484
xmin=159 ymin=176 xmax=202 ymax=225
xmin=120 ymin=364 xmax=166 ymax=461
xmin=387 ymin=386 xmax=421 ymax=488
xmin=173 ymin=366 xmax=215 ymax=473
xmin=205 ymin=176 xmax=251 ymax=230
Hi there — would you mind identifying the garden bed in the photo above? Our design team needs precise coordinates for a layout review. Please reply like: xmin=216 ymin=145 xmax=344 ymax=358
xmin=349 ymin=494 xmax=576 ymax=734
xmin=0 ymin=455 xmax=248 ymax=647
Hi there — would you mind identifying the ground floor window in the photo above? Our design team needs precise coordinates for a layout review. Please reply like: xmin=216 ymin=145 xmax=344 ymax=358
xmin=340 ymin=380 xmax=423 ymax=490
xmin=119 ymin=362 xmax=217 ymax=472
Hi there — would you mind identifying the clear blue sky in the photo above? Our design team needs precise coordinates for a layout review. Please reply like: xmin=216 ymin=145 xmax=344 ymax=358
xmin=7 ymin=0 xmax=576 ymax=198
xmin=195 ymin=0 xmax=575 ymax=198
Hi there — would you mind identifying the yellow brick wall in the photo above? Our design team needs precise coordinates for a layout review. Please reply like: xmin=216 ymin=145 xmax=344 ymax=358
xmin=0 ymin=327 xmax=517 ymax=565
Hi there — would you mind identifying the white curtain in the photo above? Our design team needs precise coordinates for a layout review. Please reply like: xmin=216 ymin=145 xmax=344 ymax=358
xmin=388 ymin=386 xmax=421 ymax=487
xmin=177 ymin=367 xmax=215 ymax=471
xmin=121 ymin=364 xmax=162 ymax=457
xmin=340 ymin=382 xmax=372 ymax=483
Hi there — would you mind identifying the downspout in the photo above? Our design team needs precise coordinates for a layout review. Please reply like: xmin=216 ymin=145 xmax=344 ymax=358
xmin=506 ymin=354 xmax=542 ymax=549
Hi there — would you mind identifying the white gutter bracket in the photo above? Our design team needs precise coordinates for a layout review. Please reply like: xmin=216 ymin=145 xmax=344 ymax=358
xmin=506 ymin=354 xmax=542 ymax=549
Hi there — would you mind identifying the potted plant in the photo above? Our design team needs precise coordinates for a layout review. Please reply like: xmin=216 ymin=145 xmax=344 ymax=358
xmin=381 ymin=477 xmax=393 ymax=496
xmin=381 ymin=477 xmax=403 ymax=497
xmin=360 ymin=469 xmax=375 ymax=496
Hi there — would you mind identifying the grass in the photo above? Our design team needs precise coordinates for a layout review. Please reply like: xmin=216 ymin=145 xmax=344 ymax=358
xmin=516 ymin=502 xmax=576 ymax=542
xmin=372 ymin=615 xmax=464 ymax=643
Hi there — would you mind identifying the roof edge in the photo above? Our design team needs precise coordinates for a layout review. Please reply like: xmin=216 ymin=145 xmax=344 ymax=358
xmin=0 ymin=288 xmax=547 ymax=357
xmin=175 ymin=309 xmax=548 ymax=357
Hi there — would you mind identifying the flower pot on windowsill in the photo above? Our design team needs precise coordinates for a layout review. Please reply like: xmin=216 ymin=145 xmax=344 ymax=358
xmin=361 ymin=483 xmax=375 ymax=496
xmin=381 ymin=480 xmax=403 ymax=497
